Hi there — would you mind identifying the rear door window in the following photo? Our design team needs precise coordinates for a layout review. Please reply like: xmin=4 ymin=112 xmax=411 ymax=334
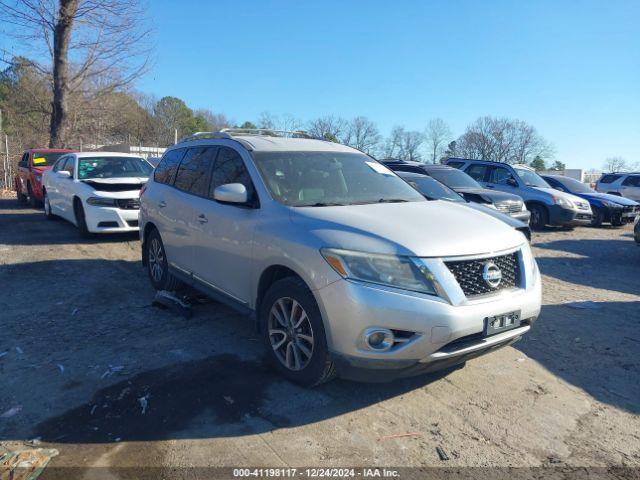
xmin=465 ymin=164 xmax=489 ymax=182
xmin=622 ymin=175 xmax=640 ymax=187
xmin=599 ymin=174 xmax=621 ymax=184
xmin=173 ymin=147 xmax=218 ymax=197
xmin=154 ymin=148 xmax=186 ymax=185
xmin=209 ymin=147 xmax=256 ymax=202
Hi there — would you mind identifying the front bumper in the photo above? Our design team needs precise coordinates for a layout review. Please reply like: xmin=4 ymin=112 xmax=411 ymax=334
xmin=548 ymin=205 xmax=592 ymax=226
xmin=509 ymin=210 xmax=531 ymax=224
xmin=315 ymin=262 xmax=541 ymax=381
xmin=84 ymin=205 xmax=140 ymax=233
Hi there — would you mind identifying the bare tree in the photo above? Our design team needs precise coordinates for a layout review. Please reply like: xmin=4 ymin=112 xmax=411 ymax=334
xmin=382 ymin=126 xmax=424 ymax=161
xmin=456 ymin=116 xmax=553 ymax=164
xmin=307 ymin=115 xmax=347 ymax=141
xmin=602 ymin=156 xmax=628 ymax=173
xmin=0 ymin=0 xmax=152 ymax=147
xmin=424 ymin=118 xmax=451 ymax=163
xmin=342 ymin=116 xmax=380 ymax=154
xmin=194 ymin=109 xmax=232 ymax=132
xmin=256 ymin=111 xmax=303 ymax=132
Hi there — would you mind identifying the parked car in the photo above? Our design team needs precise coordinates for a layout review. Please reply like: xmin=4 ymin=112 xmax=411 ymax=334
xmin=445 ymin=158 xmax=592 ymax=229
xmin=15 ymin=148 xmax=74 ymax=206
xmin=139 ymin=130 xmax=541 ymax=386
xmin=42 ymin=152 xmax=153 ymax=237
xmin=635 ymin=217 xmax=640 ymax=245
xmin=397 ymin=171 xmax=531 ymax=240
xmin=383 ymin=160 xmax=530 ymax=224
xmin=595 ymin=172 xmax=640 ymax=202
xmin=542 ymin=174 xmax=640 ymax=227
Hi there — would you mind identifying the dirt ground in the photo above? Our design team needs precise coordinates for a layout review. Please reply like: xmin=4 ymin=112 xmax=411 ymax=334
xmin=0 ymin=193 xmax=639 ymax=478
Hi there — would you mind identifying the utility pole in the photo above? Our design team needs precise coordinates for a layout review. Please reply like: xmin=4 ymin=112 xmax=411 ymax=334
xmin=174 ymin=128 xmax=178 ymax=145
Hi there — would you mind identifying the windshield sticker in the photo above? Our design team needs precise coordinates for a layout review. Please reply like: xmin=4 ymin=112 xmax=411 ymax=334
xmin=365 ymin=161 xmax=393 ymax=175
xmin=32 ymin=157 xmax=46 ymax=165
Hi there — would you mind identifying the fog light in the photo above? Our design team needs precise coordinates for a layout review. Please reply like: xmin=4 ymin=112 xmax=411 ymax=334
xmin=363 ymin=328 xmax=394 ymax=351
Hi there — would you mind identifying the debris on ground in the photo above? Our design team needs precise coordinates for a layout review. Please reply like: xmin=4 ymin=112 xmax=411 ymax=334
xmin=101 ymin=365 xmax=125 ymax=379
xmin=0 ymin=351 xmax=7 ymax=359
xmin=0 ymin=445 xmax=59 ymax=480
xmin=0 ymin=406 xmax=22 ymax=418
xmin=15 ymin=346 xmax=23 ymax=355
xmin=152 ymin=290 xmax=192 ymax=319
xmin=56 ymin=364 xmax=64 ymax=373
xmin=138 ymin=394 xmax=150 ymax=415
xmin=23 ymin=438 xmax=42 ymax=447
xmin=436 ymin=446 xmax=450 ymax=461
xmin=378 ymin=432 xmax=423 ymax=442
xmin=567 ymin=301 xmax=602 ymax=310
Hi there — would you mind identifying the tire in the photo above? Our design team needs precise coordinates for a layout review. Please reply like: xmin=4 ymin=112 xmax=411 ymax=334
xmin=529 ymin=204 xmax=548 ymax=230
xmin=43 ymin=189 xmax=55 ymax=220
xmin=145 ymin=228 xmax=182 ymax=291
xmin=73 ymin=199 xmax=91 ymax=238
xmin=590 ymin=207 xmax=604 ymax=227
xmin=259 ymin=276 xmax=336 ymax=387
xmin=611 ymin=215 xmax=625 ymax=227
xmin=17 ymin=187 xmax=27 ymax=204
xmin=27 ymin=183 xmax=41 ymax=208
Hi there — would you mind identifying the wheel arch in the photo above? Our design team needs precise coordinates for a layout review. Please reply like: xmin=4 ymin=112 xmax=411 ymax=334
xmin=255 ymin=264 xmax=308 ymax=331
xmin=141 ymin=222 xmax=158 ymax=266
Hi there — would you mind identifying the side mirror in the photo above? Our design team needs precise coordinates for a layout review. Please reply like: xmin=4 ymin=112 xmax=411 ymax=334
xmin=507 ymin=178 xmax=518 ymax=187
xmin=213 ymin=183 xmax=248 ymax=204
xmin=57 ymin=171 xmax=71 ymax=179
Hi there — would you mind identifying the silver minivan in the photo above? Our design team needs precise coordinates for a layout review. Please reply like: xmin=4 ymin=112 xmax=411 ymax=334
xmin=139 ymin=130 xmax=541 ymax=385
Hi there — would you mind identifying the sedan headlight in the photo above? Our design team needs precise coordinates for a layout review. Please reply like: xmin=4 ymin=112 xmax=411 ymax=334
xmin=321 ymin=248 xmax=438 ymax=295
xmin=552 ymin=196 xmax=574 ymax=209
xmin=86 ymin=196 xmax=117 ymax=207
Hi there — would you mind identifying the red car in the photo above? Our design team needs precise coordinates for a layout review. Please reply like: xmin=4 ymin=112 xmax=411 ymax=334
xmin=15 ymin=148 xmax=75 ymax=206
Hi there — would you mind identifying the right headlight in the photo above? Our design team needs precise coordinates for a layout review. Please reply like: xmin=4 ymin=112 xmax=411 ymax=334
xmin=552 ymin=196 xmax=574 ymax=209
xmin=86 ymin=196 xmax=117 ymax=207
xmin=320 ymin=248 xmax=438 ymax=295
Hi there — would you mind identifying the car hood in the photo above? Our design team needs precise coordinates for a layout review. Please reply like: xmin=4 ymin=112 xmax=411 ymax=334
xmin=453 ymin=187 xmax=521 ymax=203
xmin=290 ymin=200 xmax=525 ymax=258
xmin=533 ymin=186 xmax=586 ymax=204
xmin=81 ymin=177 xmax=148 ymax=192
xmin=575 ymin=192 xmax=639 ymax=206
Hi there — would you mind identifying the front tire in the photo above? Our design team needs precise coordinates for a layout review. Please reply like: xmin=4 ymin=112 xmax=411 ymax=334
xmin=590 ymin=207 xmax=604 ymax=227
xmin=145 ymin=229 xmax=182 ymax=291
xmin=43 ymin=190 xmax=55 ymax=220
xmin=16 ymin=185 xmax=27 ymax=204
xmin=260 ymin=277 xmax=335 ymax=387
xmin=27 ymin=183 xmax=41 ymax=208
xmin=73 ymin=199 xmax=91 ymax=238
xmin=529 ymin=204 xmax=549 ymax=230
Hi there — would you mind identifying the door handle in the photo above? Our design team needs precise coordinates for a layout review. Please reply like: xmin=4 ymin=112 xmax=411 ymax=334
xmin=158 ymin=201 xmax=166 ymax=208
xmin=198 ymin=214 xmax=208 ymax=224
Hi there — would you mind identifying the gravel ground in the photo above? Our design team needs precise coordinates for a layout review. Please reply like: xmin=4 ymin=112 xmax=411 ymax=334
xmin=0 ymin=194 xmax=638 ymax=479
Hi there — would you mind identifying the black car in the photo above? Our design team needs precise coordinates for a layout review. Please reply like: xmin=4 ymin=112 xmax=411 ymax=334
xmin=397 ymin=171 xmax=531 ymax=240
xmin=635 ymin=218 xmax=640 ymax=245
xmin=383 ymin=160 xmax=531 ymax=224
xmin=542 ymin=174 xmax=640 ymax=227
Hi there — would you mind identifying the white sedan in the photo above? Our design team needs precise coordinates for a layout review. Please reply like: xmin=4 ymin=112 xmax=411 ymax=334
xmin=42 ymin=152 xmax=153 ymax=236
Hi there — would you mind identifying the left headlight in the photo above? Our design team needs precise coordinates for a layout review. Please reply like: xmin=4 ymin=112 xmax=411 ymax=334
xmin=86 ymin=196 xmax=116 ymax=207
xmin=320 ymin=248 xmax=438 ymax=295
xmin=553 ymin=196 xmax=574 ymax=209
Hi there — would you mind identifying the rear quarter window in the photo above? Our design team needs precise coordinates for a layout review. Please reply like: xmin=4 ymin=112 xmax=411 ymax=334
xmin=599 ymin=174 xmax=621 ymax=184
xmin=622 ymin=175 xmax=640 ymax=187
xmin=154 ymin=148 xmax=186 ymax=185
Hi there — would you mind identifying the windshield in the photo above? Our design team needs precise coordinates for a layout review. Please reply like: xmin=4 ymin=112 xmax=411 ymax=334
xmin=426 ymin=169 xmax=482 ymax=189
xmin=553 ymin=176 xmax=594 ymax=193
xmin=252 ymin=152 xmax=425 ymax=207
xmin=514 ymin=168 xmax=550 ymax=188
xmin=31 ymin=153 xmax=65 ymax=167
xmin=405 ymin=176 xmax=465 ymax=203
xmin=78 ymin=157 xmax=153 ymax=180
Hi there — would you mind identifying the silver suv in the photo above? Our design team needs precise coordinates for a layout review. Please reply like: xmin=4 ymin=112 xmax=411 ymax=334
xmin=139 ymin=130 xmax=541 ymax=385
xmin=595 ymin=173 xmax=640 ymax=202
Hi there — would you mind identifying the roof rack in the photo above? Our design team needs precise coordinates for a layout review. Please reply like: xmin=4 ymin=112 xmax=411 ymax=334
xmin=177 ymin=128 xmax=317 ymax=144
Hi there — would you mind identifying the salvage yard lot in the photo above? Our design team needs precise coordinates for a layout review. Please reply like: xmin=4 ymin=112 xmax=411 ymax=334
xmin=0 ymin=194 xmax=639 ymax=474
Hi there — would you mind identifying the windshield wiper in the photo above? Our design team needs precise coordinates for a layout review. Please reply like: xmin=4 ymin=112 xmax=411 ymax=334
xmin=298 ymin=202 xmax=346 ymax=207
xmin=376 ymin=198 xmax=409 ymax=203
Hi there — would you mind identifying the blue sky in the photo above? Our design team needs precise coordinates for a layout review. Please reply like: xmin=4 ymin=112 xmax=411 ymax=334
xmin=135 ymin=0 xmax=639 ymax=170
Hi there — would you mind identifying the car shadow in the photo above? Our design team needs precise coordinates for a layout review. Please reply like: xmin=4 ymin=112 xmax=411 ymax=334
xmin=0 ymin=198 xmax=139 ymax=246
xmin=516 ymin=301 xmax=640 ymax=415
xmin=0 ymin=257 xmax=456 ymax=445
xmin=533 ymin=238 xmax=640 ymax=296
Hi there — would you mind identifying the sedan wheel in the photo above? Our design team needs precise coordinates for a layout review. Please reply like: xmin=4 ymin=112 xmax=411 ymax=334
xmin=148 ymin=237 xmax=165 ymax=284
xmin=44 ymin=191 xmax=54 ymax=219
xmin=268 ymin=297 xmax=315 ymax=371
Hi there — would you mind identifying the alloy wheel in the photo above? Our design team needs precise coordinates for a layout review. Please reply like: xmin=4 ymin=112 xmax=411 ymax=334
xmin=268 ymin=297 xmax=314 ymax=371
xmin=148 ymin=238 xmax=164 ymax=283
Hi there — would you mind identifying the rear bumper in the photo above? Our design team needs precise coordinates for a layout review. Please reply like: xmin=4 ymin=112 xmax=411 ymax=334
xmin=84 ymin=205 xmax=140 ymax=233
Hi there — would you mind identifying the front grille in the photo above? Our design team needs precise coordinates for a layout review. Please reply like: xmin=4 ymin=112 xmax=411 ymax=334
xmin=127 ymin=220 xmax=139 ymax=227
xmin=445 ymin=252 xmax=520 ymax=297
xmin=116 ymin=198 xmax=140 ymax=210
xmin=622 ymin=205 xmax=640 ymax=214
xmin=575 ymin=201 xmax=591 ymax=211
xmin=496 ymin=201 xmax=523 ymax=214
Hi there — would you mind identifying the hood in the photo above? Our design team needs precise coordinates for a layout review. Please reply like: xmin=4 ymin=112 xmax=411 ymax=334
xmin=453 ymin=187 xmax=522 ymax=204
xmin=290 ymin=200 xmax=525 ymax=258
xmin=81 ymin=177 xmax=148 ymax=184
xmin=81 ymin=177 xmax=148 ymax=192
xmin=576 ymin=192 xmax=639 ymax=206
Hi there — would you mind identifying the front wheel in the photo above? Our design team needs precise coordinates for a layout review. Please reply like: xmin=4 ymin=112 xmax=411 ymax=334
xmin=27 ymin=183 xmax=41 ymax=208
xmin=529 ymin=204 xmax=548 ymax=230
xmin=590 ymin=207 xmax=604 ymax=227
xmin=43 ymin=190 xmax=55 ymax=220
xmin=16 ymin=185 xmax=27 ymax=204
xmin=260 ymin=277 xmax=335 ymax=387
xmin=74 ymin=199 xmax=91 ymax=238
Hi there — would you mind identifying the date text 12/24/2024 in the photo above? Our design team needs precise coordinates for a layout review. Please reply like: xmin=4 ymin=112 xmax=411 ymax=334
xmin=233 ymin=468 xmax=400 ymax=478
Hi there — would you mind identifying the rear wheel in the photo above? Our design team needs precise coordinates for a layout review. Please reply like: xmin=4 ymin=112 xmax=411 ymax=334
xmin=17 ymin=188 xmax=27 ymax=204
xmin=260 ymin=277 xmax=335 ymax=387
xmin=529 ymin=204 xmax=548 ymax=230
xmin=73 ymin=199 xmax=91 ymax=238
xmin=145 ymin=229 xmax=182 ymax=291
